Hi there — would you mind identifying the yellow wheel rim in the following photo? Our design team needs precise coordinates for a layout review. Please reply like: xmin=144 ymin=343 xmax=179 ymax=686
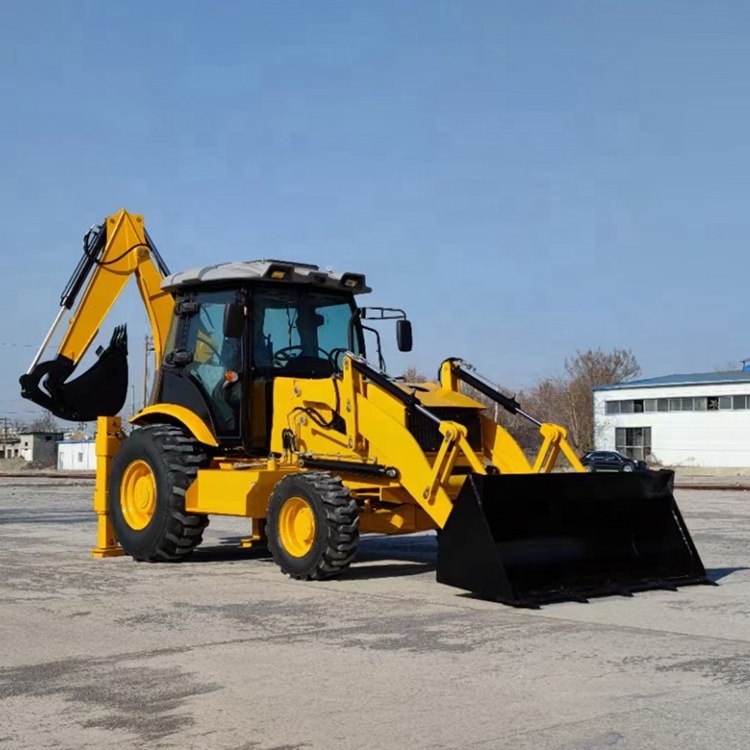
xmin=278 ymin=496 xmax=316 ymax=557
xmin=120 ymin=460 xmax=157 ymax=531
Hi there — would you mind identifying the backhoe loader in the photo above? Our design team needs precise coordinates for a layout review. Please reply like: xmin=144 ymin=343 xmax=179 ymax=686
xmin=20 ymin=210 xmax=709 ymax=606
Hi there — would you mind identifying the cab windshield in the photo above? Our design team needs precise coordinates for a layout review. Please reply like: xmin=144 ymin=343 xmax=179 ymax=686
xmin=251 ymin=287 xmax=362 ymax=376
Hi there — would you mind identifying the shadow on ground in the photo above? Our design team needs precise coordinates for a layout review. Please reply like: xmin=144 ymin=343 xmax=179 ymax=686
xmin=187 ymin=532 xmax=438 ymax=580
xmin=706 ymin=567 xmax=749 ymax=582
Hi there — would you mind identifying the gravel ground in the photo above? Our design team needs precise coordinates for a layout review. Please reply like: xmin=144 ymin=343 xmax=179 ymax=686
xmin=0 ymin=478 xmax=748 ymax=750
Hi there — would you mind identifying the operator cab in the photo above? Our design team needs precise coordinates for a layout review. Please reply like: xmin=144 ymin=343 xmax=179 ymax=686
xmin=156 ymin=260 xmax=372 ymax=452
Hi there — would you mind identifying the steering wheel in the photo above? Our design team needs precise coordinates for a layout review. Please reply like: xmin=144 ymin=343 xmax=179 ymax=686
xmin=272 ymin=345 xmax=333 ymax=367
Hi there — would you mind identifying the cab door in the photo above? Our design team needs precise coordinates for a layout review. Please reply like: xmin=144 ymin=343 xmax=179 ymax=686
xmin=158 ymin=289 xmax=246 ymax=446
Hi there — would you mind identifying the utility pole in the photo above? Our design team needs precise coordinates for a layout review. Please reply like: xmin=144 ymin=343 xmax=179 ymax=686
xmin=2 ymin=417 xmax=7 ymax=459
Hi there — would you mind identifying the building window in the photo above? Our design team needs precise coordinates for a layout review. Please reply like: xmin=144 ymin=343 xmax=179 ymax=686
xmin=615 ymin=427 xmax=652 ymax=461
xmin=77 ymin=452 xmax=84 ymax=462
xmin=606 ymin=393 xmax=750 ymax=413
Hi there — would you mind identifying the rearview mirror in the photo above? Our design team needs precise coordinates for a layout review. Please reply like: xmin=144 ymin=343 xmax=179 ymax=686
xmin=396 ymin=319 xmax=413 ymax=352
xmin=223 ymin=303 xmax=244 ymax=339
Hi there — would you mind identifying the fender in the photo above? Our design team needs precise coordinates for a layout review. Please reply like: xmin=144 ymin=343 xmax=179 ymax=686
xmin=131 ymin=403 xmax=219 ymax=447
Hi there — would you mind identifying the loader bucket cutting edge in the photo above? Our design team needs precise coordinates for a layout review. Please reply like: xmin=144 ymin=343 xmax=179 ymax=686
xmin=436 ymin=471 xmax=710 ymax=606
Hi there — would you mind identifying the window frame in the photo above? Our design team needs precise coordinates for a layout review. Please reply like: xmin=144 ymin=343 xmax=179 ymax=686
xmin=615 ymin=426 xmax=651 ymax=461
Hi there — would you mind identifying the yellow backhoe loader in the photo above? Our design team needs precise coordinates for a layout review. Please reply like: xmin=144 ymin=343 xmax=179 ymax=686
xmin=20 ymin=210 xmax=709 ymax=606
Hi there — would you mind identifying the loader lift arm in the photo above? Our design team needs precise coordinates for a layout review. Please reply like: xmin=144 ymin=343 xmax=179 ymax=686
xmin=440 ymin=358 xmax=586 ymax=473
xmin=20 ymin=210 xmax=174 ymax=422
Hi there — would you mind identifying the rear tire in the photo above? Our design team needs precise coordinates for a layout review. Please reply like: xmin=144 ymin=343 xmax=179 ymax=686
xmin=109 ymin=424 xmax=210 ymax=561
xmin=267 ymin=472 xmax=359 ymax=580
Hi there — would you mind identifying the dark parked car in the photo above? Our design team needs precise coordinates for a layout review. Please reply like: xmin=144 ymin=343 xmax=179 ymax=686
xmin=579 ymin=450 xmax=648 ymax=473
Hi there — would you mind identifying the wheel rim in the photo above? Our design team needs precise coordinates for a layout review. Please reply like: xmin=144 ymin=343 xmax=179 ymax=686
xmin=278 ymin=496 xmax=316 ymax=557
xmin=120 ymin=459 xmax=157 ymax=530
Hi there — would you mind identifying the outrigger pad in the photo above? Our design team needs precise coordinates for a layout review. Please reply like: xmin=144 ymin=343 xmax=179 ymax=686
xmin=436 ymin=471 xmax=710 ymax=606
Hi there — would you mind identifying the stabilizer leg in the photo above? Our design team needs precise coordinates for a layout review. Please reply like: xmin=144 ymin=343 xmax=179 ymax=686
xmin=92 ymin=416 xmax=125 ymax=558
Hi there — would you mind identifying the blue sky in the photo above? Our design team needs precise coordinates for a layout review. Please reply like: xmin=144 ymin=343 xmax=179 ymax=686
xmin=1 ymin=1 xmax=749 ymax=422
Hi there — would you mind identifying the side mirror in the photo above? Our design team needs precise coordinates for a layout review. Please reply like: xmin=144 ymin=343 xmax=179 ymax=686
xmin=223 ymin=303 xmax=244 ymax=339
xmin=396 ymin=319 xmax=413 ymax=352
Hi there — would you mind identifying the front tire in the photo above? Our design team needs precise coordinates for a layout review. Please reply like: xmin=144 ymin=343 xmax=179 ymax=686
xmin=109 ymin=424 xmax=210 ymax=561
xmin=267 ymin=472 xmax=359 ymax=580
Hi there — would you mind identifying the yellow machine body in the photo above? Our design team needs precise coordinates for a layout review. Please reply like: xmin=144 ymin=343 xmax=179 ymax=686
xmin=23 ymin=210 xmax=710 ymax=606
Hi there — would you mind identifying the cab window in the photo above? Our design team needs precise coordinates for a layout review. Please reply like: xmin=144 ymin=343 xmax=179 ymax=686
xmin=252 ymin=288 xmax=361 ymax=376
xmin=181 ymin=290 xmax=243 ymax=434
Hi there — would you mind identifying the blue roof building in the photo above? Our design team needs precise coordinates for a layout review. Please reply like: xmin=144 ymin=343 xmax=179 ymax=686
xmin=592 ymin=366 xmax=750 ymax=469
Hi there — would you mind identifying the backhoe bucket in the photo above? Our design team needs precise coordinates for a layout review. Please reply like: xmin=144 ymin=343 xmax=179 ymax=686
xmin=19 ymin=326 xmax=129 ymax=422
xmin=436 ymin=471 xmax=709 ymax=606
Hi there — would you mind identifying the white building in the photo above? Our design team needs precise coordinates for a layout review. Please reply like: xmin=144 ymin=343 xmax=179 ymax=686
xmin=593 ymin=368 xmax=750 ymax=468
xmin=57 ymin=440 xmax=97 ymax=471
xmin=0 ymin=432 xmax=64 ymax=463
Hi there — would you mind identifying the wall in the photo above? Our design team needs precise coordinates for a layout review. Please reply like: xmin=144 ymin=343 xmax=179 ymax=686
xmin=20 ymin=433 xmax=63 ymax=464
xmin=0 ymin=444 xmax=21 ymax=459
xmin=57 ymin=441 xmax=97 ymax=471
xmin=594 ymin=383 xmax=750 ymax=467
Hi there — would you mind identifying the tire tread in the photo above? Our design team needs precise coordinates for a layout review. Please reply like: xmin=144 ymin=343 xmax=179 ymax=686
xmin=268 ymin=472 xmax=359 ymax=581
xmin=111 ymin=424 xmax=209 ymax=562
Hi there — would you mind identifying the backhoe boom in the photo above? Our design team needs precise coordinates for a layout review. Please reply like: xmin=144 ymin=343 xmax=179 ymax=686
xmin=20 ymin=210 xmax=173 ymax=421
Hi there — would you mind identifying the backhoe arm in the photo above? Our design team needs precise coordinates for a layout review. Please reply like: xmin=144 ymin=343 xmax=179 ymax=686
xmin=20 ymin=210 xmax=173 ymax=422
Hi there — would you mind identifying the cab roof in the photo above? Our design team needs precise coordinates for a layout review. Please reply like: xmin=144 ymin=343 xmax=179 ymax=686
xmin=161 ymin=259 xmax=371 ymax=294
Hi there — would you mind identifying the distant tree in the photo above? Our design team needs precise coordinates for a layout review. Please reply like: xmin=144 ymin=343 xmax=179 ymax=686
xmin=27 ymin=410 xmax=60 ymax=433
xmin=10 ymin=419 xmax=29 ymax=434
xmin=401 ymin=367 xmax=429 ymax=383
xmin=475 ymin=349 xmax=641 ymax=457
xmin=556 ymin=348 xmax=641 ymax=452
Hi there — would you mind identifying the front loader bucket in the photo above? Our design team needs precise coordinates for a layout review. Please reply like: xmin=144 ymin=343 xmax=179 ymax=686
xmin=19 ymin=326 xmax=129 ymax=422
xmin=436 ymin=471 xmax=709 ymax=606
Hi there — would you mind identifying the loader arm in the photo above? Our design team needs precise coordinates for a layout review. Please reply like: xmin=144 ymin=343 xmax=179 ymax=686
xmin=336 ymin=356 xmax=491 ymax=528
xmin=20 ymin=210 xmax=174 ymax=422
xmin=439 ymin=359 xmax=586 ymax=473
